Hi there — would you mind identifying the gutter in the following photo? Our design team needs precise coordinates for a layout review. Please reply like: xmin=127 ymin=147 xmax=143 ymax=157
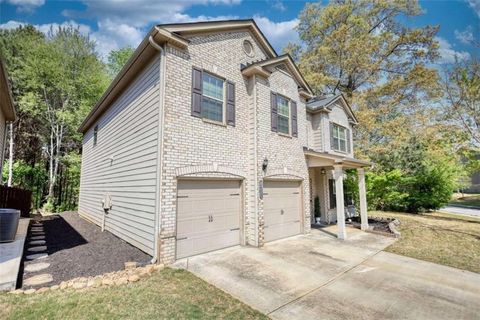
xmin=252 ymin=74 xmax=259 ymax=246
xmin=148 ymin=33 xmax=167 ymax=264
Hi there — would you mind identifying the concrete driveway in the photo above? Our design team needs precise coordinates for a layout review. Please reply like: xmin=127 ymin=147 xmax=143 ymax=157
xmin=175 ymin=227 xmax=480 ymax=320
xmin=441 ymin=206 xmax=480 ymax=218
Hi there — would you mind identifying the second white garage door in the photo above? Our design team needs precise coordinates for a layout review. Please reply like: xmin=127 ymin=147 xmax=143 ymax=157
xmin=176 ymin=179 xmax=241 ymax=259
xmin=263 ymin=180 xmax=302 ymax=242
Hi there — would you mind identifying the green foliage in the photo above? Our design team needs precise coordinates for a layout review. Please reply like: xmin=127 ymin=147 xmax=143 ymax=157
xmin=0 ymin=24 xmax=109 ymax=211
xmin=2 ymin=160 xmax=48 ymax=208
xmin=364 ymin=138 xmax=462 ymax=213
xmin=107 ymin=47 xmax=135 ymax=79
xmin=443 ymin=58 xmax=480 ymax=147
xmin=43 ymin=197 xmax=55 ymax=213
xmin=366 ymin=170 xmax=409 ymax=211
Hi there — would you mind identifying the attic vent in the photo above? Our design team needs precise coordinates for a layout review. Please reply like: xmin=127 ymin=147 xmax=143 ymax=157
xmin=243 ymin=40 xmax=254 ymax=57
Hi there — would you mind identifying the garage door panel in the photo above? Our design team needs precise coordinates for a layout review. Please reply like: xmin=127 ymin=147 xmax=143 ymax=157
xmin=264 ymin=180 xmax=301 ymax=242
xmin=176 ymin=180 xmax=241 ymax=259
xmin=177 ymin=229 xmax=240 ymax=259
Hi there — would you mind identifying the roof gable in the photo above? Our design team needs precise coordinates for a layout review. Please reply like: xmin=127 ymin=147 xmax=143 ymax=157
xmin=241 ymin=54 xmax=314 ymax=97
xmin=307 ymin=94 xmax=358 ymax=125
xmin=161 ymin=19 xmax=277 ymax=59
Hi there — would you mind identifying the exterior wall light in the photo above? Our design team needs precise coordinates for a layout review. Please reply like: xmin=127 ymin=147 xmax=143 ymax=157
xmin=262 ymin=158 xmax=268 ymax=172
xmin=321 ymin=168 xmax=326 ymax=175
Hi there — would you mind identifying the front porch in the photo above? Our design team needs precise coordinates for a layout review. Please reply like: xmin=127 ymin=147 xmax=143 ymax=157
xmin=305 ymin=148 xmax=372 ymax=239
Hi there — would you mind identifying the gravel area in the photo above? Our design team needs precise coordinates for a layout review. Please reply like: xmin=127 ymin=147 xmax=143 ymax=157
xmin=20 ymin=211 xmax=152 ymax=288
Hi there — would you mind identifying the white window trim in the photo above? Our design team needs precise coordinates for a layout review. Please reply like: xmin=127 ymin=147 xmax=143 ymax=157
xmin=201 ymin=71 xmax=226 ymax=125
xmin=277 ymin=94 xmax=291 ymax=136
xmin=332 ymin=123 xmax=348 ymax=153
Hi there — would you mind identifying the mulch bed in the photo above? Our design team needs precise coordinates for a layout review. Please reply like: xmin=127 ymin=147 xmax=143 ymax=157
xmin=20 ymin=211 xmax=151 ymax=288
xmin=348 ymin=216 xmax=395 ymax=233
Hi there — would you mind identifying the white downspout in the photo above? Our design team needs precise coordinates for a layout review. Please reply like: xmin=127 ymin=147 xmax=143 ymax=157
xmin=252 ymin=75 xmax=259 ymax=245
xmin=7 ymin=122 xmax=13 ymax=187
xmin=0 ymin=121 xmax=9 ymax=183
xmin=149 ymin=34 xmax=167 ymax=264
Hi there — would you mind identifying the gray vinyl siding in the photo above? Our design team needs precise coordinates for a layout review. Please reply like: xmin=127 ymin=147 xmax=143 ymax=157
xmin=311 ymin=113 xmax=322 ymax=151
xmin=78 ymin=56 xmax=160 ymax=255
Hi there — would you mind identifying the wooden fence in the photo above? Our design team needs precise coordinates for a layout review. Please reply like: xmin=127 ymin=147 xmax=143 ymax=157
xmin=0 ymin=185 xmax=32 ymax=217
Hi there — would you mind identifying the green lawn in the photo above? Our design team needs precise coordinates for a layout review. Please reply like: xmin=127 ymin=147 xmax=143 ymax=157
xmin=371 ymin=211 xmax=480 ymax=273
xmin=449 ymin=194 xmax=480 ymax=208
xmin=0 ymin=268 xmax=267 ymax=320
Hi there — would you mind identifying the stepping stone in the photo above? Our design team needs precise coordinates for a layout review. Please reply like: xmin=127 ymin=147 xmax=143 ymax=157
xmin=28 ymin=240 xmax=46 ymax=245
xmin=27 ymin=246 xmax=47 ymax=252
xmin=31 ymin=228 xmax=43 ymax=232
xmin=23 ymin=274 xmax=53 ymax=286
xmin=30 ymin=236 xmax=45 ymax=240
xmin=24 ymin=262 xmax=50 ymax=272
xmin=26 ymin=253 xmax=48 ymax=260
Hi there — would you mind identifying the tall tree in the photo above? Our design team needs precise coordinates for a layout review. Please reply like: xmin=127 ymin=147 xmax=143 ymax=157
xmin=442 ymin=58 xmax=480 ymax=147
xmin=2 ymin=25 xmax=108 ymax=205
xmin=289 ymin=0 xmax=443 ymax=160
xmin=107 ymin=47 xmax=134 ymax=79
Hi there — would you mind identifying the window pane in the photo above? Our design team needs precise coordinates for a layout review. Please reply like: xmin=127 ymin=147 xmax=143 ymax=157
xmin=202 ymin=73 xmax=223 ymax=101
xmin=339 ymin=140 xmax=346 ymax=152
xmin=277 ymin=96 xmax=289 ymax=116
xmin=278 ymin=115 xmax=289 ymax=134
xmin=201 ymin=96 xmax=223 ymax=122
xmin=339 ymin=127 xmax=346 ymax=140
xmin=333 ymin=126 xmax=339 ymax=138
xmin=332 ymin=137 xmax=339 ymax=150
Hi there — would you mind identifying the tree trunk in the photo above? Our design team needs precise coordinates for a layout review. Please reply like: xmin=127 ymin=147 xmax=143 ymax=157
xmin=48 ymin=129 xmax=54 ymax=199
xmin=7 ymin=122 xmax=14 ymax=187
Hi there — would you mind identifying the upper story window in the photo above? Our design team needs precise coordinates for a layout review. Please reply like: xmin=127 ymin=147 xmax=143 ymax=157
xmin=93 ymin=125 xmax=98 ymax=146
xmin=331 ymin=123 xmax=349 ymax=153
xmin=201 ymin=72 xmax=224 ymax=123
xmin=270 ymin=92 xmax=298 ymax=137
xmin=191 ymin=67 xmax=236 ymax=126
xmin=277 ymin=95 xmax=290 ymax=135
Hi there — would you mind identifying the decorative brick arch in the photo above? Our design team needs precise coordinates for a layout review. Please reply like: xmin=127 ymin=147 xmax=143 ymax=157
xmin=175 ymin=163 xmax=246 ymax=179
xmin=264 ymin=167 xmax=305 ymax=180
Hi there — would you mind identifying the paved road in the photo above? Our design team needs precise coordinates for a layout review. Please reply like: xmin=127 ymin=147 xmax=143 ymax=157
xmin=441 ymin=205 xmax=480 ymax=218
xmin=176 ymin=227 xmax=480 ymax=320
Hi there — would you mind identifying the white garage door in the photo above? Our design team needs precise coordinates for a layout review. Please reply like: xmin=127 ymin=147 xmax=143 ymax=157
xmin=263 ymin=180 xmax=302 ymax=242
xmin=176 ymin=179 xmax=241 ymax=259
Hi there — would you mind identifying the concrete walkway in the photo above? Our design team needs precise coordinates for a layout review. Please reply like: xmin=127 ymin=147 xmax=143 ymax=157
xmin=441 ymin=206 xmax=480 ymax=218
xmin=175 ymin=227 xmax=480 ymax=320
xmin=0 ymin=219 xmax=29 ymax=290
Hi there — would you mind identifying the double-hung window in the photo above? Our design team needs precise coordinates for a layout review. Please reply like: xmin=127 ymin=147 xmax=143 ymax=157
xmin=201 ymin=72 xmax=224 ymax=123
xmin=332 ymin=123 xmax=348 ymax=152
xmin=276 ymin=95 xmax=290 ymax=135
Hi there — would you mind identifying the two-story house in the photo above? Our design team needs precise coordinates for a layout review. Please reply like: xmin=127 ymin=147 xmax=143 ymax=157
xmin=77 ymin=20 xmax=371 ymax=264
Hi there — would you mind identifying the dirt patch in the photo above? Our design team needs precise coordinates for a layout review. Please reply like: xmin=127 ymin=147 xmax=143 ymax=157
xmin=20 ymin=212 xmax=151 ymax=288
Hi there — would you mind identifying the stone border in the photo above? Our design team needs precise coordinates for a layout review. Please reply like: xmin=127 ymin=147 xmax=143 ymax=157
xmin=349 ymin=216 xmax=401 ymax=238
xmin=388 ymin=219 xmax=401 ymax=238
xmin=9 ymin=263 xmax=164 ymax=295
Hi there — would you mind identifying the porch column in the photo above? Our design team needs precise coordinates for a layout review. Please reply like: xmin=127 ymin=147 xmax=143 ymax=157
xmin=333 ymin=165 xmax=346 ymax=240
xmin=357 ymin=168 xmax=369 ymax=231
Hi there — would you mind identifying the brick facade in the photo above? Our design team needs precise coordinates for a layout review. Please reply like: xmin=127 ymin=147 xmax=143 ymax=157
xmin=158 ymin=30 xmax=311 ymax=263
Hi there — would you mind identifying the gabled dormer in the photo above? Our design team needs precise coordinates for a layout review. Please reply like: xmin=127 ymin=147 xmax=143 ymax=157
xmin=306 ymin=94 xmax=358 ymax=157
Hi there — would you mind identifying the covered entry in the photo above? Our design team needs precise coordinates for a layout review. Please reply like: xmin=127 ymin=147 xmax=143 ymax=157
xmin=263 ymin=180 xmax=302 ymax=242
xmin=176 ymin=179 xmax=242 ymax=259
